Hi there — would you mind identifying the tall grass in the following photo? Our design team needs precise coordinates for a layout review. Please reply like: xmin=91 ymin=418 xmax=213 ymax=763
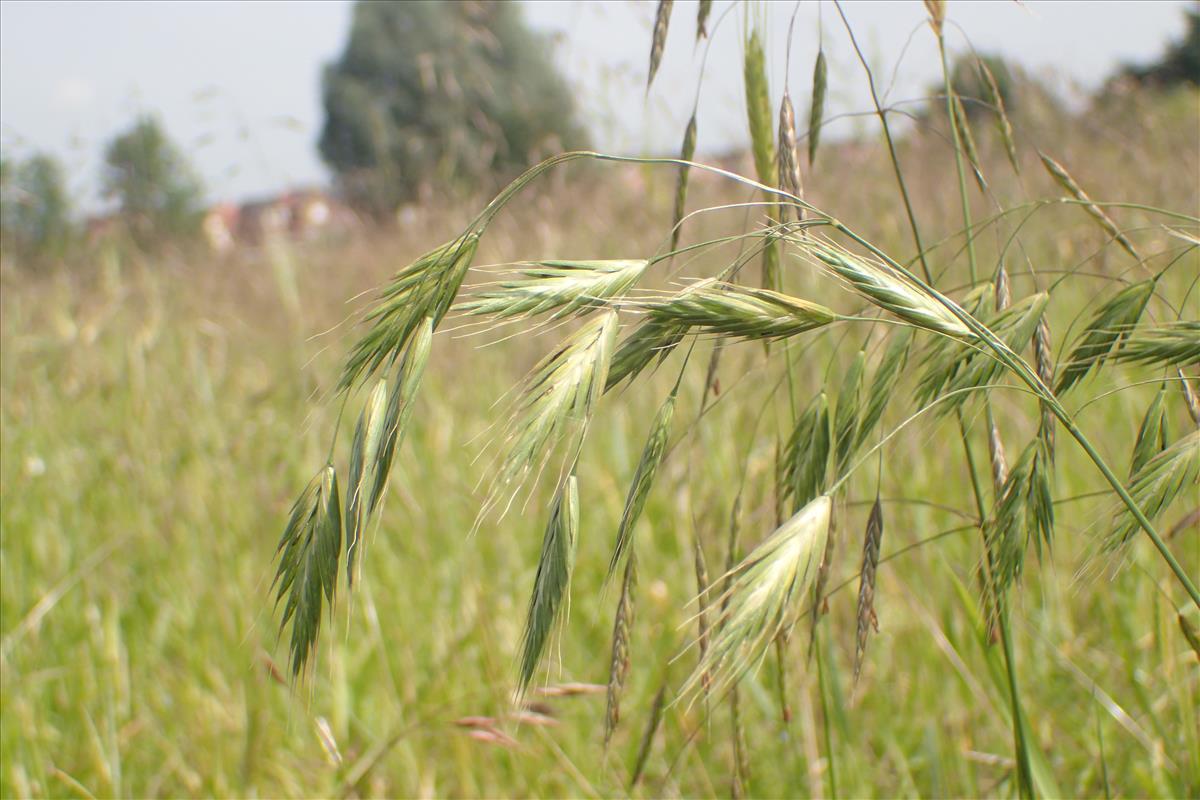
xmin=3 ymin=10 xmax=1199 ymax=799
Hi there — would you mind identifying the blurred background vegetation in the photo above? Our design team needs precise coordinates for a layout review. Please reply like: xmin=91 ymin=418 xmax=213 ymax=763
xmin=1 ymin=2 xmax=1198 ymax=798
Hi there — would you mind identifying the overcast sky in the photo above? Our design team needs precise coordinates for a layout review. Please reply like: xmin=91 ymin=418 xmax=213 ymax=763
xmin=0 ymin=0 xmax=1193 ymax=209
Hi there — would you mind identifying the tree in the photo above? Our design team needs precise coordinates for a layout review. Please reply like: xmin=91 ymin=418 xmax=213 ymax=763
xmin=102 ymin=115 xmax=205 ymax=243
xmin=1120 ymin=5 xmax=1200 ymax=88
xmin=318 ymin=1 xmax=588 ymax=218
xmin=0 ymin=152 xmax=74 ymax=262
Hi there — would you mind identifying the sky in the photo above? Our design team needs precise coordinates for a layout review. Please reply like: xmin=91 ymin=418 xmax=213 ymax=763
xmin=0 ymin=0 xmax=1193 ymax=210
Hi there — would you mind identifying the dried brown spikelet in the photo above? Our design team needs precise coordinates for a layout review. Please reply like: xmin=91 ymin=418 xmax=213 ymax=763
xmin=978 ymin=58 xmax=1020 ymax=174
xmin=647 ymin=0 xmax=674 ymax=91
xmin=951 ymin=93 xmax=986 ymax=192
xmin=605 ymin=551 xmax=637 ymax=747
xmin=808 ymin=49 xmax=827 ymax=167
xmin=671 ymin=112 xmax=698 ymax=252
xmin=925 ymin=0 xmax=946 ymax=37
xmin=1038 ymin=151 xmax=1141 ymax=261
xmin=994 ymin=264 xmax=1012 ymax=311
xmin=853 ymin=496 xmax=884 ymax=683
xmin=696 ymin=0 xmax=711 ymax=41
xmin=777 ymin=92 xmax=804 ymax=222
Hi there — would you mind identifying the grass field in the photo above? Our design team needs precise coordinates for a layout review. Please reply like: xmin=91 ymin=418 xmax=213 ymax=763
xmin=2 ymin=86 xmax=1198 ymax=798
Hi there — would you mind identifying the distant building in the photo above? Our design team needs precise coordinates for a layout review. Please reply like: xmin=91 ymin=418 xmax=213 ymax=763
xmin=201 ymin=189 xmax=358 ymax=251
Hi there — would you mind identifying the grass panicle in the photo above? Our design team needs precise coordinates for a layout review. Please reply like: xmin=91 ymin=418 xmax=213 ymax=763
xmin=808 ymin=48 xmax=827 ymax=167
xmin=273 ymin=465 xmax=342 ymax=677
xmin=458 ymin=259 xmax=648 ymax=321
xmin=1038 ymin=152 xmax=1141 ymax=261
xmin=1131 ymin=384 xmax=1170 ymax=477
xmin=672 ymin=114 xmax=699 ymax=252
xmin=1109 ymin=321 xmax=1200 ymax=369
xmin=798 ymin=237 xmax=971 ymax=338
xmin=686 ymin=495 xmax=832 ymax=698
xmin=647 ymin=0 xmax=673 ymax=90
xmin=605 ymin=550 xmax=637 ymax=746
xmin=342 ymin=233 xmax=477 ymax=390
xmin=833 ymin=349 xmax=866 ymax=476
xmin=780 ymin=393 xmax=831 ymax=512
xmin=519 ymin=475 xmax=580 ymax=691
xmin=853 ymin=496 xmax=883 ymax=683
xmin=1056 ymin=279 xmax=1154 ymax=395
xmin=777 ymin=92 xmax=804 ymax=221
xmin=1107 ymin=430 xmax=1199 ymax=550
xmin=495 ymin=311 xmax=617 ymax=498
xmin=608 ymin=391 xmax=676 ymax=578
xmin=696 ymin=0 xmax=711 ymax=40
xmin=644 ymin=280 xmax=837 ymax=342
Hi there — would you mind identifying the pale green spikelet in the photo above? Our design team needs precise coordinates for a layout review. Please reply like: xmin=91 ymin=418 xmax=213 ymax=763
xmin=834 ymin=349 xmax=866 ymax=476
xmin=744 ymin=28 xmax=780 ymax=290
xmin=808 ymin=49 xmax=827 ymax=167
xmin=780 ymin=393 xmax=831 ymax=512
xmin=458 ymin=259 xmax=648 ymax=321
xmin=978 ymin=58 xmax=1019 ymax=174
xmin=855 ymin=328 xmax=913 ymax=452
xmin=644 ymin=280 xmax=838 ymax=342
xmin=606 ymin=314 xmax=690 ymax=392
xmin=344 ymin=380 xmax=388 ymax=584
xmin=1039 ymin=152 xmax=1141 ymax=261
xmin=1056 ymin=279 xmax=1154 ymax=395
xmin=777 ymin=92 xmax=804 ymax=220
xmin=1110 ymin=322 xmax=1200 ymax=369
xmin=608 ymin=390 xmax=676 ymax=579
xmin=647 ymin=0 xmax=674 ymax=90
xmin=1131 ymin=384 xmax=1170 ymax=478
xmin=951 ymin=92 xmax=986 ymax=192
xmin=1107 ymin=431 xmax=1199 ymax=550
xmin=687 ymin=495 xmax=832 ymax=697
xmin=672 ymin=114 xmax=699 ymax=252
xmin=342 ymin=233 xmax=477 ymax=390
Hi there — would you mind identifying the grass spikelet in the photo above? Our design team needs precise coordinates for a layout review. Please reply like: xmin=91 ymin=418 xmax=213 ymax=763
xmin=855 ymin=328 xmax=913 ymax=452
xmin=696 ymin=0 xmax=712 ymax=40
xmin=671 ymin=114 xmax=699 ymax=252
xmin=605 ymin=315 xmax=689 ymax=392
xmin=458 ymin=260 xmax=648 ymax=321
xmin=995 ymin=263 xmax=1012 ymax=311
xmin=495 ymin=311 xmax=616 ymax=497
xmin=1182 ymin=376 xmax=1200 ymax=425
xmin=693 ymin=534 xmax=712 ymax=693
xmin=342 ymin=233 xmax=477 ymax=390
xmin=924 ymin=0 xmax=945 ymax=37
xmin=834 ymin=349 xmax=866 ymax=476
xmin=978 ymin=58 xmax=1019 ymax=174
xmin=687 ymin=495 xmax=832 ymax=697
xmin=1131 ymin=384 xmax=1169 ymax=477
xmin=777 ymin=92 xmax=804 ymax=220
xmin=273 ymin=465 xmax=342 ymax=677
xmin=629 ymin=681 xmax=667 ymax=789
xmin=1038 ymin=152 xmax=1141 ymax=261
xmin=605 ymin=550 xmax=637 ymax=746
xmin=853 ymin=496 xmax=883 ymax=683
xmin=989 ymin=414 xmax=1009 ymax=491
xmin=519 ymin=475 xmax=580 ymax=692
xmin=780 ymin=393 xmax=831 ymax=512
xmin=608 ymin=391 xmax=676 ymax=578
xmin=799 ymin=237 xmax=971 ymax=338
xmin=368 ymin=317 xmax=433 ymax=514
xmin=344 ymin=379 xmax=388 ymax=583
xmin=918 ymin=292 xmax=1048 ymax=412
xmin=1110 ymin=321 xmax=1200 ymax=369
xmin=647 ymin=0 xmax=673 ymax=91
xmin=744 ymin=28 xmax=780 ymax=291
xmin=808 ymin=49 xmax=827 ymax=167
xmin=951 ymin=92 xmax=986 ymax=192
xmin=1055 ymin=279 xmax=1154 ymax=395
xmin=1107 ymin=430 xmax=1199 ymax=550
xmin=1033 ymin=316 xmax=1056 ymax=454
xmin=645 ymin=281 xmax=838 ymax=342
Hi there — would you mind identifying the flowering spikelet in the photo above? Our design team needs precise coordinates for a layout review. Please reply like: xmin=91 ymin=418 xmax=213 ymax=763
xmin=687 ymin=495 xmax=832 ymax=697
xmin=671 ymin=113 xmax=699 ymax=252
xmin=1108 ymin=431 xmax=1199 ymax=550
xmin=777 ymin=92 xmax=804 ymax=221
xmin=1056 ymin=279 xmax=1154 ymax=395
xmin=647 ymin=0 xmax=674 ymax=90
xmin=458 ymin=259 xmax=647 ymax=321
xmin=608 ymin=391 xmax=676 ymax=578
xmin=1110 ymin=322 xmax=1200 ymax=369
xmin=808 ymin=49 xmax=827 ymax=167
xmin=519 ymin=475 xmax=580 ymax=691
xmin=644 ymin=280 xmax=838 ymax=342
xmin=979 ymin=58 xmax=1020 ymax=174
xmin=1039 ymin=152 xmax=1141 ymax=261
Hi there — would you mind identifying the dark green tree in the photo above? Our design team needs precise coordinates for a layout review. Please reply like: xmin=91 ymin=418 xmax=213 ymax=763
xmin=0 ymin=152 xmax=75 ymax=262
xmin=1121 ymin=5 xmax=1200 ymax=87
xmin=101 ymin=115 xmax=205 ymax=243
xmin=318 ymin=1 xmax=588 ymax=218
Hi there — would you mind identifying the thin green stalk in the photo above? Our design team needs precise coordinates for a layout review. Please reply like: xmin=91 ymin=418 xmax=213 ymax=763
xmin=937 ymin=35 xmax=978 ymax=283
xmin=814 ymin=630 xmax=838 ymax=799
